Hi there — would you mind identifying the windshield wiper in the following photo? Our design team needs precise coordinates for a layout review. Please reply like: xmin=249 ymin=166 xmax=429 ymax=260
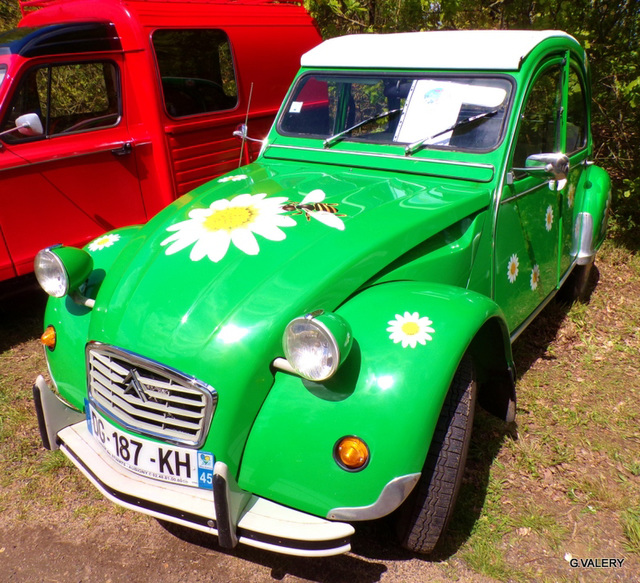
xmin=324 ymin=108 xmax=403 ymax=149
xmin=404 ymin=109 xmax=500 ymax=156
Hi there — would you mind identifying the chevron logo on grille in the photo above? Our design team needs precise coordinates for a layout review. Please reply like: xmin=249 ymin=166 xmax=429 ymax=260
xmin=121 ymin=369 xmax=148 ymax=403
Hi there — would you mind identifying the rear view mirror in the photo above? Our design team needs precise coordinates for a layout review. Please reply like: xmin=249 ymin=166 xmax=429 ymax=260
xmin=0 ymin=112 xmax=44 ymax=139
xmin=16 ymin=113 xmax=44 ymax=136
xmin=512 ymin=152 xmax=570 ymax=180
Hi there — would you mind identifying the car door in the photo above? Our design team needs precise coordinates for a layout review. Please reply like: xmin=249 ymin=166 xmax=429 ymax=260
xmin=151 ymin=28 xmax=244 ymax=197
xmin=0 ymin=57 xmax=146 ymax=277
xmin=495 ymin=60 xmax=565 ymax=333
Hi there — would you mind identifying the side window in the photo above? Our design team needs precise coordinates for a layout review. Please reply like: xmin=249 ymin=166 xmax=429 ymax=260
xmin=512 ymin=65 xmax=563 ymax=168
xmin=152 ymin=29 xmax=238 ymax=118
xmin=566 ymin=66 xmax=588 ymax=153
xmin=0 ymin=61 xmax=119 ymax=142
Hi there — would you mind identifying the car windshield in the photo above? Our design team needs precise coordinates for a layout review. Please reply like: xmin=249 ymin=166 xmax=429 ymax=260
xmin=0 ymin=65 xmax=6 ymax=90
xmin=278 ymin=73 xmax=513 ymax=152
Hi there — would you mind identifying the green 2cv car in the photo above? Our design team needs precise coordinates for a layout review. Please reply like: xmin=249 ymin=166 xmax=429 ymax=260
xmin=33 ymin=30 xmax=611 ymax=557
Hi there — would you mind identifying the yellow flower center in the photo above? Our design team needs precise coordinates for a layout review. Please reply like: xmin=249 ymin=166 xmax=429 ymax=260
xmin=203 ymin=206 xmax=257 ymax=232
xmin=401 ymin=322 xmax=420 ymax=336
xmin=96 ymin=236 xmax=110 ymax=245
xmin=510 ymin=263 xmax=517 ymax=275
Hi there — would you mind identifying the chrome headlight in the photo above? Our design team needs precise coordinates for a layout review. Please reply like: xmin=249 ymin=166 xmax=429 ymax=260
xmin=283 ymin=310 xmax=353 ymax=382
xmin=34 ymin=247 xmax=93 ymax=298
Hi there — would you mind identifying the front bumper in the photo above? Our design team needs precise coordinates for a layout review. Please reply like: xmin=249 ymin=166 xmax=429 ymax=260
xmin=33 ymin=376 xmax=354 ymax=557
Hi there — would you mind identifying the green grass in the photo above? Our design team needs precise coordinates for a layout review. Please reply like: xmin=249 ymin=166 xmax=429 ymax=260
xmin=622 ymin=508 xmax=640 ymax=555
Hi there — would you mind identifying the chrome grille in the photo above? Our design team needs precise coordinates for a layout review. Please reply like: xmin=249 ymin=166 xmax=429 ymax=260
xmin=86 ymin=343 xmax=216 ymax=448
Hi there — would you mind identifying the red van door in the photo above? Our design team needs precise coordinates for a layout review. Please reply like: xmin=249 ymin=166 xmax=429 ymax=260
xmin=0 ymin=58 xmax=146 ymax=276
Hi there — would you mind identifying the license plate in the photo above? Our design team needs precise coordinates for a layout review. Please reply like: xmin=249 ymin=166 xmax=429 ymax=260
xmin=86 ymin=402 xmax=214 ymax=490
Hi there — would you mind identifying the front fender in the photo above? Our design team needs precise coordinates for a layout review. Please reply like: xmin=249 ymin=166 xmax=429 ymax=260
xmin=44 ymin=226 xmax=142 ymax=411
xmin=238 ymin=281 xmax=510 ymax=520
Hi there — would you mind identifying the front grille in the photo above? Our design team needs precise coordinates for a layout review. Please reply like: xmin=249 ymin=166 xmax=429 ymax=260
xmin=86 ymin=343 xmax=216 ymax=448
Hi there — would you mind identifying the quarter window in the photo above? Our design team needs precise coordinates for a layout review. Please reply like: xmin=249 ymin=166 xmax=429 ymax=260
xmin=0 ymin=61 xmax=119 ymax=142
xmin=152 ymin=29 xmax=238 ymax=118
xmin=566 ymin=66 xmax=588 ymax=153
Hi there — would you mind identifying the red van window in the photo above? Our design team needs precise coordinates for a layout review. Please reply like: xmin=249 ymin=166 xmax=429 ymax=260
xmin=0 ymin=61 xmax=120 ymax=141
xmin=152 ymin=29 xmax=238 ymax=118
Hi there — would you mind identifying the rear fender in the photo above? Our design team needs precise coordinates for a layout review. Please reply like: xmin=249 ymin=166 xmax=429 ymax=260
xmin=575 ymin=164 xmax=611 ymax=263
xmin=238 ymin=282 xmax=514 ymax=519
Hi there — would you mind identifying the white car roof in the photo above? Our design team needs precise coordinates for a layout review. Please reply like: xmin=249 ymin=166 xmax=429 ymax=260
xmin=301 ymin=30 xmax=578 ymax=71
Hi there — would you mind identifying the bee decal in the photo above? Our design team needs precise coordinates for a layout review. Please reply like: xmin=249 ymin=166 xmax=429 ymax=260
xmin=282 ymin=189 xmax=346 ymax=231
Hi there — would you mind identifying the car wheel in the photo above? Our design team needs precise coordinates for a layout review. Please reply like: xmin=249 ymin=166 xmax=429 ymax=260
xmin=395 ymin=355 xmax=476 ymax=554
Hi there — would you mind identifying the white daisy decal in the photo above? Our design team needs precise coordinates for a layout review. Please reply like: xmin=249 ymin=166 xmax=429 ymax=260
xmin=387 ymin=312 xmax=435 ymax=349
xmin=161 ymin=193 xmax=296 ymax=262
xmin=88 ymin=233 xmax=120 ymax=252
xmin=545 ymin=205 xmax=554 ymax=231
xmin=218 ymin=174 xmax=248 ymax=183
xmin=507 ymin=253 xmax=519 ymax=284
xmin=567 ymin=183 xmax=575 ymax=208
xmin=530 ymin=264 xmax=540 ymax=291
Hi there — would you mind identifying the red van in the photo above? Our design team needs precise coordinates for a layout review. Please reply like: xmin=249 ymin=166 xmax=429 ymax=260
xmin=0 ymin=0 xmax=320 ymax=283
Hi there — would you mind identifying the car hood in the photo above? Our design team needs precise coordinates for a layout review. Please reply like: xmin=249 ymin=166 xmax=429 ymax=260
xmin=88 ymin=160 xmax=489 ymax=451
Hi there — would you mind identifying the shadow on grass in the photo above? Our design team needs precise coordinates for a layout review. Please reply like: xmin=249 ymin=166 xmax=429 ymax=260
xmin=0 ymin=274 xmax=47 ymax=353
xmin=158 ymin=520 xmax=389 ymax=583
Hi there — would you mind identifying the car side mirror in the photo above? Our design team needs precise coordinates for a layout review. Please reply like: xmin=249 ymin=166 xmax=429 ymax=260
xmin=0 ymin=112 xmax=44 ymax=139
xmin=510 ymin=152 xmax=569 ymax=182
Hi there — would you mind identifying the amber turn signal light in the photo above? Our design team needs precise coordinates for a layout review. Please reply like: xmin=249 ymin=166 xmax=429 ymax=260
xmin=335 ymin=436 xmax=369 ymax=471
xmin=40 ymin=325 xmax=56 ymax=350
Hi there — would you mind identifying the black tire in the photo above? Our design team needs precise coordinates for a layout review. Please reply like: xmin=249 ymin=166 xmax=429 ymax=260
xmin=395 ymin=355 xmax=476 ymax=554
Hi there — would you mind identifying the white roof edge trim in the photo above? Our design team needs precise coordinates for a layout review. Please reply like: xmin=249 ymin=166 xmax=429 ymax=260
xmin=301 ymin=30 xmax=579 ymax=71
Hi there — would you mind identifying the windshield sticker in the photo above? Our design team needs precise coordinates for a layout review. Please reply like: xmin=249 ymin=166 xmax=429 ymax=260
xmin=282 ymin=189 xmax=345 ymax=230
xmin=88 ymin=233 xmax=121 ymax=252
xmin=507 ymin=253 xmax=519 ymax=283
xmin=161 ymin=193 xmax=297 ymax=262
xmin=387 ymin=312 xmax=435 ymax=349
xmin=289 ymin=101 xmax=303 ymax=114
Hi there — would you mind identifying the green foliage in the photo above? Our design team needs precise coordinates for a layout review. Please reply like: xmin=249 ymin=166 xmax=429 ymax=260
xmin=306 ymin=0 xmax=640 ymax=241
xmin=0 ymin=1 xmax=20 ymax=32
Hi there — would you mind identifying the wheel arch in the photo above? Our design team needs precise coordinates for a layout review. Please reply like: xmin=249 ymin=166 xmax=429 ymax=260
xmin=239 ymin=281 xmax=516 ymax=519
xmin=467 ymin=316 xmax=517 ymax=422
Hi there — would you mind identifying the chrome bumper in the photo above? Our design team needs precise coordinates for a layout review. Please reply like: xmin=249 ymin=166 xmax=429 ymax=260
xmin=33 ymin=375 xmax=354 ymax=557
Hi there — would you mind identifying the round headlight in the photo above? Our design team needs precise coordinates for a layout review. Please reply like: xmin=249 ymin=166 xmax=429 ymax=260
xmin=34 ymin=249 xmax=68 ymax=298
xmin=283 ymin=310 xmax=352 ymax=382
xmin=34 ymin=246 xmax=93 ymax=298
